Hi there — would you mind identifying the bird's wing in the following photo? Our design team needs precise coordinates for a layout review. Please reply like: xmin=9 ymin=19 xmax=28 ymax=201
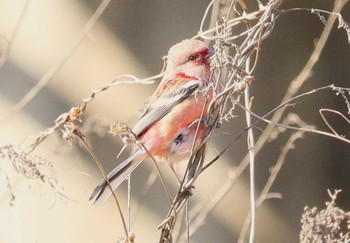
xmin=132 ymin=78 xmax=202 ymax=136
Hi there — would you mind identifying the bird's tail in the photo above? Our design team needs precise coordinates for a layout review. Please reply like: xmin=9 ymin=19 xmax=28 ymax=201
xmin=89 ymin=150 xmax=146 ymax=205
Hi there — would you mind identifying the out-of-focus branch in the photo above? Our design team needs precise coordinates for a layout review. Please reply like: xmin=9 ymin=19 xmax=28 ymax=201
xmin=0 ymin=0 xmax=112 ymax=127
xmin=0 ymin=0 xmax=30 ymax=69
xmin=239 ymin=127 xmax=309 ymax=243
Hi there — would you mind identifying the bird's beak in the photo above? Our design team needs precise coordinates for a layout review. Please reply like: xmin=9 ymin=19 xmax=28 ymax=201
xmin=205 ymin=49 xmax=215 ymax=59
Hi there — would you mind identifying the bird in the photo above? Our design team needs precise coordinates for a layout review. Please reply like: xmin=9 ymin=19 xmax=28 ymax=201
xmin=90 ymin=39 xmax=215 ymax=205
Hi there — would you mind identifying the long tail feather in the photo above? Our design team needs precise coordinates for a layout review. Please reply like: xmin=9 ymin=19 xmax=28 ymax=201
xmin=90 ymin=150 xmax=145 ymax=205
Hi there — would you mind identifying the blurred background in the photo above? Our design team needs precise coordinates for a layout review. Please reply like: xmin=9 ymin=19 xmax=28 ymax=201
xmin=0 ymin=0 xmax=349 ymax=242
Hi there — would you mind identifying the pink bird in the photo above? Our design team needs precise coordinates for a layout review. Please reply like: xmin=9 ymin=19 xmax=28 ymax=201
xmin=90 ymin=39 xmax=215 ymax=205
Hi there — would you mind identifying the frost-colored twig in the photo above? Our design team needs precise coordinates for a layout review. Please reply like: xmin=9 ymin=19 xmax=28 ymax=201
xmin=283 ymin=5 xmax=350 ymax=44
xmin=245 ymin=85 xmax=256 ymax=243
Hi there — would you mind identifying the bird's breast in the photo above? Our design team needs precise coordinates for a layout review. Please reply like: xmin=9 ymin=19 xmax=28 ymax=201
xmin=140 ymin=93 xmax=209 ymax=159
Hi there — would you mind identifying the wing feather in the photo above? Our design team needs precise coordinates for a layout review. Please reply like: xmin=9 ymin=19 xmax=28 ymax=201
xmin=132 ymin=79 xmax=202 ymax=136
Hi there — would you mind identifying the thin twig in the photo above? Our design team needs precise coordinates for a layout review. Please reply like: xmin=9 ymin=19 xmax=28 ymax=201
xmin=135 ymin=139 xmax=174 ymax=206
xmin=236 ymin=100 xmax=350 ymax=144
xmin=319 ymin=108 xmax=350 ymax=137
xmin=185 ymin=1 xmax=347 ymax=236
xmin=23 ymin=74 xmax=156 ymax=153
xmin=238 ymin=130 xmax=306 ymax=242
xmin=244 ymin=86 xmax=256 ymax=243
xmin=75 ymin=129 xmax=129 ymax=240
xmin=179 ymin=83 xmax=349 ymax=240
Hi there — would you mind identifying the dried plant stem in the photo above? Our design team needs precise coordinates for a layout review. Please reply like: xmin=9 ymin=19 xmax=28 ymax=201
xmin=251 ymin=111 xmax=350 ymax=144
xmin=136 ymin=141 xmax=174 ymax=206
xmin=204 ymin=0 xmax=220 ymax=46
xmin=0 ymin=0 xmax=111 ymax=127
xmin=158 ymin=144 xmax=207 ymax=243
xmin=197 ymin=0 xmax=277 ymax=41
xmin=127 ymin=175 xmax=131 ymax=233
xmin=244 ymin=85 xmax=256 ymax=243
xmin=319 ymin=109 xmax=350 ymax=137
xmin=238 ymin=130 xmax=306 ymax=243
xmin=24 ymin=74 xmax=156 ymax=153
xmin=185 ymin=201 xmax=190 ymax=243
xmin=262 ymin=0 xmax=348 ymax=141
xmin=75 ymin=130 xmax=129 ymax=240
xmin=180 ymin=84 xmax=349 ymax=240
xmin=0 ymin=170 xmax=15 ymax=205
xmin=236 ymin=86 xmax=350 ymax=144
xmin=1 ymin=0 xmax=347 ymax=241
xmin=178 ymin=1 xmax=347 ymax=238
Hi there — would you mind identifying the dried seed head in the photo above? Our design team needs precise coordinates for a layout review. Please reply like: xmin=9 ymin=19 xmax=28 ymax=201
xmin=109 ymin=122 xmax=123 ymax=136
xmin=109 ymin=122 xmax=136 ymax=145
xmin=68 ymin=106 xmax=83 ymax=122
xmin=61 ymin=122 xmax=78 ymax=145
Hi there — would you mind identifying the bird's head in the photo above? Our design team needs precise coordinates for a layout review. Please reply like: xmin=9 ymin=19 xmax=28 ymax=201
xmin=165 ymin=39 xmax=213 ymax=82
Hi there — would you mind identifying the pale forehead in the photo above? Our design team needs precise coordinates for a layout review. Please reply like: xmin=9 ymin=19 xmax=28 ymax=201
xmin=167 ymin=39 xmax=208 ymax=59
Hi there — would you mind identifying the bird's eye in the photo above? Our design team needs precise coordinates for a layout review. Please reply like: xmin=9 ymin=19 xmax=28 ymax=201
xmin=188 ymin=55 xmax=197 ymax=61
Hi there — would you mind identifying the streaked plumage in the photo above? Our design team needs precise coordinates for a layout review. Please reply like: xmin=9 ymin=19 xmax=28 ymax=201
xmin=90 ymin=39 xmax=214 ymax=205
